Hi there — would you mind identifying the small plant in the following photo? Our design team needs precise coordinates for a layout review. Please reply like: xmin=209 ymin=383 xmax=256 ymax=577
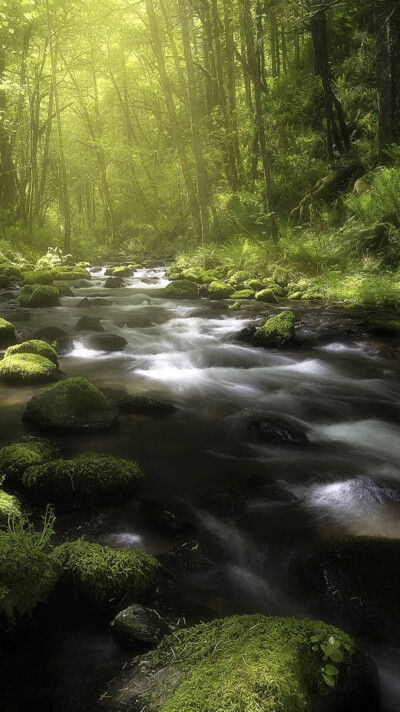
xmin=7 ymin=505 xmax=56 ymax=554
xmin=310 ymin=634 xmax=352 ymax=688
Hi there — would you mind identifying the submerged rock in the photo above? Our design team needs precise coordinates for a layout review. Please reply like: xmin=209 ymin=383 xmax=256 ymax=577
xmin=85 ymin=333 xmax=128 ymax=352
xmin=31 ymin=326 xmax=69 ymax=343
xmin=105 ymin=276 xmax=125 ymax=288
xmin=0 ymin=317 xmax=17 ymax=347
xmin=23 ymin=376 xmax=118 ymax=431
xmin=77 ymin=297 xmax=113 ymax=307
xmin=110 ymin=604 xmax=168 ymax=647
xmin=100 ymin=615 xmax=379 ymax=712
xmin=118 ymin=395 xmax=177 ymax=416
xmin=75 ymin=315 xmax=105 ymax=332
xmin=247 ymin=416 xmax=308 ymax=446
xmin=252 ymin=310 xmax=296 ymax=348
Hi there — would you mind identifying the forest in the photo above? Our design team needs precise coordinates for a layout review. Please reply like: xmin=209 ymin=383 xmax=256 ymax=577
xmin=1 ymin=2 xmax=400 ymax=712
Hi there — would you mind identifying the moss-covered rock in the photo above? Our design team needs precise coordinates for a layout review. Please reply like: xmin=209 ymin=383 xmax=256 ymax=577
xmin=23 ymin=376 xmax=117 ymax=431
xmin=19 ymin=284 xmax=60 ymax=307
xmin=53 ymin=538 xmax=160 ymax=604
xmin=252 ymin=310 xmax=296 ymax=348
xmin=288 ymin=291 xmax=304 ymax=300
xmin=207 ymin=281 xmax=234 ymax=299
xmin=181 ymin=267 xmax=207 ymax=284
xmin=255 ymin=288 xmax=279 ymax=303
xmin=0 ymin=491 xmax=21 ymax=527
xmin=111 ymin=266 xmax=133 ymax=277
xmin=301 ymin=292 xmax=324 ymax=301
xmin=367 ymin=320 xmax=400 ymax=337
xmin=0 ymin=353 xmax=59 ymax=384
xmin=5 ymin=339 xmax=58 ymax=364
xmin=165 ymin=267 xmax=182 ymax=280
xmin=0 ymin=275 xmax=12 ymax=289
xmin=0 ymin=318 xmax=17 ymax=347
xmin=230 ymin=300 xmax=242 ymax=311
xmin=228 ymin=271 xmax=251 ymax=286
xmin=76 ymin=262 xmax=90 ymax=269
xmin=164 ymin=279 xmax=198 ymax=299
xmin=22 ymin=270 xmax=53 ymax=286
xmin=247 ymin=279 xmax=264 ymax=292
xmin=51 ymin=267 xmax=90 ymax=281
xmin=0 ymin=530 xmax=59 ymax=624
xmin=0 ymin=263 xmax=21 ymax=280
xmin=110 ymin=604 xmax=167 ymax=647
xmin=272 ymin=267 xmax=290 ymax=286
xmin=19 ymin=263 xmax=36 ymax=273
xmin=0 ymin=438 xmax=60 ymax=486
xmin=231 ymin=289 xmax=255 ymax=299
xmin=23 ymin=452 xmax=144 ymax=506
xmin=105 ymin=276 xmax=125 ymax=288
xmin=57 ymin=283 xmax=74 ymax=297
xmin=102 ymin=615 xmax=379 ymax=712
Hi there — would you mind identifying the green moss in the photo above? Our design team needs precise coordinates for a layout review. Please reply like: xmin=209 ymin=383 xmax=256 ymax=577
xmin=368 ymin=320 xmax=400 ymax=337
xmin=255 ymin=288 xmax=279 ymax=303
xmin=144 ymin=615 xmax=357 ymax=712
xmin=272 ymin=267 xmax=290 ymax=286
xmin=301 ymin=292 xmax=324 ymax=301
xmin=0 ymin=530 xmax=59 ymax=624
xmin=23 ymin=376 xmax=117 ymax=431
xmin=230 ymin=300 xmax=242 ymax=311
xmin=0 ymin=438 xmax=60 ymax=486
xmin=0 ymin=491 xmax=21 ymax=527
xmin=0 ymin=318 xmax=16 ymax=347
xmin=181 ymin=267 xmax=207 ymax=284
xmin=0 ymin=263 xmax=21 ymax=279
xmin=23 ymin=270 xmax=53 ymax=285
xmin=112 ymin=266 xmax=133 ymax=277
xmin=76 ymin=262 xmax=90 ymax=268
xmin=247 ymin=279 xmax=264 ymax=291
xmin=207 ymin=281 xmax=234 ymax=299
xmin=231 ymin=289 xmax=255 ymax=299
xmin=19 ymin=284 xmax=60 ymax=307
xmin=253 ymin=310 xmax=296 ymax=348
xmin=0 ymin=352 xmax=58 ymax=384
xmin=288 ymin=292 xmax=304 ymax=300
xmin=19 ymin=263 xmax=36 ymax=272
xmin=5 ymin=339 xmax=58 ymax=364
xmin=53 ymin=538 xmax=160 ymax=603
xmin=50 ymin=267 xmax=90 ymax=281
xmin=228 ymin=271 xmax=251 ymax=286
xmin=165 ymin=267 xmax=182 ymax=280
xmin=164 ymin=279 xmax=198 ymax=299
xmin=23 ymin=452 xmax=144 ymax=506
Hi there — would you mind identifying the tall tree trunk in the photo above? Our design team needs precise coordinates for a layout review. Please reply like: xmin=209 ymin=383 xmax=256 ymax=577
xmin=46 ymin=0 xmax=71 ymax=253
xmin=0 ymin=48 xmax=17 ymax=210
xmin=375 ymin=0 xmax=400 ymax=161
xmin=243 ymin=0 xmax=278 ymax=243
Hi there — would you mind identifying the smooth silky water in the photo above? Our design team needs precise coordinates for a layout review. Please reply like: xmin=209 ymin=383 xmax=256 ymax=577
xmin=1 ymin=266 xmax=399 ymax=711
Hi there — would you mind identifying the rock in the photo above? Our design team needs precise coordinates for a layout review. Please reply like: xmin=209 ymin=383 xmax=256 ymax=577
xmin=112 ymin=266 xmax=133 ymax=277
xmin=230 ymin=289 xmax=255 ymax=299
xmin=196 ymin=486 xmax=246 ymax=515
xmin=139 ymin=498 xmax=193 ymax=534
xmin=105 ymin=276 xmax=125 ymax=288
xmin=31 ymin=326 xmax=69 ymax=343
xmin=288 ymin=291 xmax=303 ymax=300
xmin=181 ymin=267 xmax=207 ymax=284
xmin=77 ymin=297 xmax=113 ymax=307
xmin=23 ymin=452 xmax=144 ymax=506
xmin=57 ymin=284 xmax=74 ymax=297
xmin=247 ymin=416 xmax=308 ymax=445
xmin=51 ymin=267 xmax=90 ymax=281
xmin=73 ymin=279 xmax=92 ymax=288
xmin=0 ymin=491 xmax=21 ymax=527
xmin=164 ymin=279 xmax=198 ymax=299
xmin=301 ymin=292 xmax=324 ymax=301
xmin=23 ymin=376 xmax=118 ymax=431
xmin=75 ymin=315 xmax=105 ymax=332
xmin=367 ymin=320 xmax=400 ymax=337
xmin=118 ymin=395 xmax=177 ymax=417
xmin=110 ymin=604 xmax=167 ymax=647
xmin=0 ymin=318 xmax=17 ymax=347
xmin=19 ymin=284 xmax=60 ymax=308
xmin=167 ymin=537 xmax=219 ymax=574
xmin=233 ymin=322 xmax=258 ymax=343
xmin=100 ymin=615 xmax=379 ymax=712
xmin=0 ymin=529 xmax=59 ymax=626
xmin=230 ymin=300 xmax=242 ymax=311
xmin=85 ymin=333 xmax=128 ymax=352
xmin=22 ymin=270 xmax=53 ymax=285
xmin=0 ymin=437 xmax=60 ymax=486
xmin=90 ymin=266 xmax=103 ymax=274
xmin=228 ymin=270 xmax=251 ymax=286
xmin=306 ymin=536 xmax=400 ymax=646
xmin=255 ymin=288 xmax=279 ymax=303
xmin=5 ymin=339 xmax=58 ymax=364
xmin=247 ymin=279 xmax=264 ymax=291
xmin=53 ymin=539 xmax=160 ymax=604
xmin=8 ymin=309 xmax=30 ymax=322
xmin=252 ymin=310 xmax=296 ymax=348
xmin=0 ymin=275 xmax=12 ymax=289
xmin=0 ymin=353 xmax=59 ymax=384
xmin=207 ymin=281 xmax=234 ymax=299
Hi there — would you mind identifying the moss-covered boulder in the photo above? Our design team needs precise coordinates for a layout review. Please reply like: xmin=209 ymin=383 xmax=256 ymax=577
xmin=253 ymin=310 xmax=296 ymax=348
xmin=23 ymin=376 xmax=117 ymax=432
xmin=0 ymin=530 xmax=59 ymax=624
xmin=0 ymin=318 xmax=17 ymax=347
xmin=0 ymin=263 xmax=21 ymax=280
xmin=112 ymin=266 xmax=133 ymax=277
xmin=231 ymin=289 xmax=255 ymax=300
xmin=23 ymin=452 xmax=144 ymax=506
xmin=19 ymin=263 xmax=36 ymax=273
xmin=51 ymin=266 xmax=90 ymax=281
xmin=5 ymin=339 xmax=58 ymax=364
xmin=0 ymin=491 xmax=21 ymax=527
xmin=0 ymin=275 xmax=12 ymax=288
xmin=105 ymin=276 xmax=125 ymax=288
xmin=255 ymin=288 xmax=279 ymax=303
xmin=110 ymin=604 xmax=167 ymax=647
xmin=228 ymin=270 xmax=251 ymax=286
xmin=19 ymin=284 xmax=60 ymax=307
xmin=181 ymin=267 xmax=207 ymax=284
xmin=247 ymin=279 xmax=264 ymax=291
xmin=301 ymin=292 xmax=324 ymax=301
xmin=164 ymin=279 xmax=198 ymax=299
xmin=288 ymin=291 xmax=304 ymax=300
xmin=207 ymin=281 xmax=234 ymax=299
xmin=165 ymin=267 xmax=182 ymax=280
xmin=22 ymin=270 xmax=53 ymax=286
xmin=0 ymin=353 xmax=59 ymax=384
xmin=0 ymin=437 xmax=60 ymax=486
xmin=101 ymin=615 xmax=379 ymax=712
xmin=230 ymin=300 xmax=242 ymax=311
xmin=53 ymin=539 xmax=160 ymax=604
xmin=57 ymin=283 xmax=74 ymax=297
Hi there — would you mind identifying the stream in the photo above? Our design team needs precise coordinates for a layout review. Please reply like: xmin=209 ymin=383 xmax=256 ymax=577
xmin=1 ymin=265 xmax=400 ymax=712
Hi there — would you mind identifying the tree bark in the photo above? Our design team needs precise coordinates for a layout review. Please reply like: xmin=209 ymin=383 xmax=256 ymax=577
xmin=375 ymin=0 xmax=400 ymax=161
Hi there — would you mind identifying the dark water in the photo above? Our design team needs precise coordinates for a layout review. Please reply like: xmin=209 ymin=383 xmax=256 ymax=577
xmin=1 ymin=267 xmax=400 ymax=711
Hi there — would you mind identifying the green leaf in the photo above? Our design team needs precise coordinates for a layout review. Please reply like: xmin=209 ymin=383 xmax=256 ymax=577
xmin=324 ymin=665 xmax=339 ymax=676
xmin=322 ymin=675 xmax=336 ymax=688
xmin=330 ymin=650 xmax=344 ymax=663
xmin=310 ymin=636 xmax=320 ymax=642
xmin=312 ymin=645 xmax=319 ymax=651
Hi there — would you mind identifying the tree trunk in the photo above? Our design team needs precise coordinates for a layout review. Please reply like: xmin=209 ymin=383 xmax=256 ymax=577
xmin=375 ymin=0 xmax=400 ymax=160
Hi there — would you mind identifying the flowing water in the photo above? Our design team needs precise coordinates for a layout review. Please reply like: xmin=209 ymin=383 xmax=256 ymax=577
xmin=1 ymin=266 xmax=400 ymax=711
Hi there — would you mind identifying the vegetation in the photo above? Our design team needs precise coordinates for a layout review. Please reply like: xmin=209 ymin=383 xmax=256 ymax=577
xmin=0 ymin=438 xmax=60 ymax=486
xmin=253 ymin=310 xmax=296 ymax=348
xmin=0 ymin=491 xmax=21 ymax=527
xmin=0 ymin=352 xmax=59 ymax=384
xmin=5 ymin=340 xmax=59 ymax=364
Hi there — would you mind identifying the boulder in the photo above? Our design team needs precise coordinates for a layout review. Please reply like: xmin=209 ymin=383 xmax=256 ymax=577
xmin=23 ymin=376 xmax=118 ymax=431
xmin=31 ymin=326 xmax=69 ymax=343
xmin=5 ymin=339 xmax=58 ymax=364
xmin=118 ymin=395 xmax=177 ymax=417
xmin=75 ymin=315 xmax=105 ymax=332
xmin=100 ymin=615 xmax=379 ymax=712
xmin=207 ymin=281 xmax=234 ymax=299
xmin=51 ymin=267 xmax=90 ymax=281
xmin=105 ymin=276 xmax=125 ymax=288
xmin=22 ymin=270 xmax=53 ymax=286
xmin=0 ymin=437 xmax=60 ymax=486
xmin=252 ymin=310 xmax=296 ymax=348
xmin=230 ymin=289 xmax=255 ymax=299
xmin=57 ymin=284 xmax=74 ymax=297
xmin=0 ymin=318 xmax=17 ymax=347
xmin=110 ymin=604 xmax=167 ymax=647
xmin=164 ymin=279 xmax=198 ymax=299
xmin=247 ymin=416 xmax=308 ymax=445
xmin=255 ymin=288 xmax=279 ymax=303
xmin=53 ymin=539 xmax=160 ymax=604
xmin=112 ymin=266 xmax=133 ymax=277
xmin=85 ymin=333 xmax=128 ymax=352
xmin=19 ymin=284 xmax=60 ymax=308
xmin=0 ymin=275 xmax=12 ymax=289
xmin=0 ymin=353 xmax=59 ymax=384
xmin=77 ymin=297 xmax=113 ymax=307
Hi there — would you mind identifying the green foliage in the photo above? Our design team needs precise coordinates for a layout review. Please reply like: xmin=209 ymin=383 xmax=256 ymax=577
xmin=53 ymin=538 xmax=160 ymax=603
xmin=253 ymin=311 xmax=296 ymax=348
xmin=0 ymin=491 xmax=21 ymax=527
xmin=0 ymin=438 xmax=60 ymax=486
xmin=23 ymin=452 xmax=144 ymax=506
xmin=310 ymin=634 xmax=352 ymax=688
